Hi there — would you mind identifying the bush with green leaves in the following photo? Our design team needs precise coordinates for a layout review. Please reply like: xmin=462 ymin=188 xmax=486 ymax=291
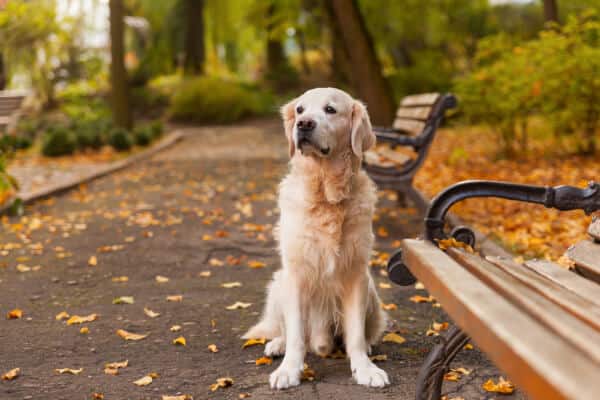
xmin=42 ymin=126 xmax=77 ymax=157
xmin=168 ymin=77 xmax=275 ymax=124
xmin=133 ymin=126 xmax=152 ymax=146
xmin=455 ymin=10 xmax=600 ymax=156
xmin=108 ymin=128 xmax=133 ymax=152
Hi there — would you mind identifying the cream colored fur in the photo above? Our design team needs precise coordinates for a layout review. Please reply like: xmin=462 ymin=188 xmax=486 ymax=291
xmin=243 ymin=88 xmax=389 ymax=389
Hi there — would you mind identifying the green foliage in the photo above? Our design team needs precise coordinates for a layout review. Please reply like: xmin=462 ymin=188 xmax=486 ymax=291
xmin=133 ymin=126 xmax=152 ymax=146
xmin=168 ymin=77 xmax=275 ymax=123
xmin=456 ymin=10 xmax=600 ymax=156
xmin=108 ymin=128 xmax=133 ymax=152
xmin=42 ymin=126 xmax=77 ymax=157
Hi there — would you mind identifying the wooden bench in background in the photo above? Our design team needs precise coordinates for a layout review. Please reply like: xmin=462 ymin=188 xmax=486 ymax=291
xmin=386 ymin=180 xmax=600 ymax=400
xmin=364 ymin=92 xmax=456 ymax=210
xmin=0 ymin=90 xmax=27 ymax=133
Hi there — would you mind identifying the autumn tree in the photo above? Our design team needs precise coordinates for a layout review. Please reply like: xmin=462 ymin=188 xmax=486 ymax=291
xmin=0 ymin=54 xmax=5 ymax=90
xmin=543 ymin=0 xmax=560 ymax=23
xmin=183 ymin=0 xmax=205 ymax=74
xmin=109 ymin=0 xmax=133 ymax=129
xmin=327 ymin=0 xmax=396 ymax=125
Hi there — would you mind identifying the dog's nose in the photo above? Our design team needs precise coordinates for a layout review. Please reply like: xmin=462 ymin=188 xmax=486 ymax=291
xmin=297 ymin=118 xmax=316 ymax=132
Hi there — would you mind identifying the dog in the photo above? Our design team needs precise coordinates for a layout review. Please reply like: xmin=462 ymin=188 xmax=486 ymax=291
xmin=243 ymin=88 xmax=389 ymax=389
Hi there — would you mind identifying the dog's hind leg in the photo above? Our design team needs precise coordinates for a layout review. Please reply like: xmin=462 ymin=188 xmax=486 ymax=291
xmin=242 ymin=271 xmax=283 ymax=340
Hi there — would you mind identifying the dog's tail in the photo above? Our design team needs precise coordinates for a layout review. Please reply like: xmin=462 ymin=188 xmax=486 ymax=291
xmin=241 ymin=319 xmax=280 ymax=340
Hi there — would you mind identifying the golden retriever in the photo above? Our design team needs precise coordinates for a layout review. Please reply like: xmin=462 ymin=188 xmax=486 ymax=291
xmin=243 ymin=88 xmax=389 ymax=389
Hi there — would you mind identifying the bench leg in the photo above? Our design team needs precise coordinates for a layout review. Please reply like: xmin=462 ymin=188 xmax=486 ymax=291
xmin=415 ymin=325 xmax=469 ymax=400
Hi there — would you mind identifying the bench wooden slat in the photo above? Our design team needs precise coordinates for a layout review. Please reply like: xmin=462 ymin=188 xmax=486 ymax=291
xmin=396 ymin=106 xmax=432 ymax=120
xmin=524 ymin=260 xmax=600 ymax=308
xmin=589 ymin=220 xmax=600 ymax=242
xmin=448 ymin=249 xmax=600 ymax=364
xmin=567 ymin=240 xmax=600 ymax=284
xmin=400 ymin=93 xmax=440 ymax=107
xmin=402 ymin=239 xmax=600 ymax=400
xmin=391 ymin=118 xmax=425 ymax=135
xmin=485 ymin=255 xmax=600 ymax=331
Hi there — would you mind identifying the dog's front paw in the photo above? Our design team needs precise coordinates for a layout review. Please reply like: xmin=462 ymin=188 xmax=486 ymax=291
xmin=269 ymin=364 xmax=302 ymax=390
xmin=265 ymin=337 xmax=285 ymax=357
xmin=352 ymin=362 xmax=389 ymax=388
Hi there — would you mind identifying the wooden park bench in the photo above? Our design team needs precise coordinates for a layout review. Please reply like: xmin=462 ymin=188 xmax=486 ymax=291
xmin=0 ymin=90 xmax=27 ymax=133
xmin=364 ymin=92 xmax=456 ymax=209
xmin=386 ymin=180 xmax=600 ymax=400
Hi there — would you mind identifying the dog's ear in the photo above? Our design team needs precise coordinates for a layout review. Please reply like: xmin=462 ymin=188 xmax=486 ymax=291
xmin=281 ymin=97 xmax=298 ymax=158
xmin=351 ymin=100 xmax=376 ymax=158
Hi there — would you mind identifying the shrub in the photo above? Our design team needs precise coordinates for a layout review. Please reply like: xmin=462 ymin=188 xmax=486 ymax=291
xmin=168 ymin=77 xmax=275 ymax=124
xmin=42 ymin=127 xmax=77 ymax=157
xmin=133 ymin=126 xmax=152 ymax=146
xmin=108 ymin=128 xmax=133 ymax=152
xmin=149 ymin=120 xmax=164 ymax=138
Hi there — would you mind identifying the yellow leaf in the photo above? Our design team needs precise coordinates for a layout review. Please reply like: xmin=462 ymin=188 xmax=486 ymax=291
xmin=221 ymin=282 xmax=242 ymax=288
xmin=302 ymin=364 xmax=315 ymax=381
xmin=112 ymin=276 xmax=129 ymax=282
xmin=208 ymin=344 xmax=219 ymax=353
xmin=242 ymin=338 xmax=266 ymax=348
xmin=199 ymin=271 xmax=211 ymax=278
xmin=380 ymin=302 xmax=397 ymax=311
xmin=55 ymin=311 xmax=70 ymax=321
xmin=67 ymin=314 xmax=98 ymax=325
xmin=238 ymin=393 xmax=251 ymax=399
xmin=209 ymin=258 xmax=224 ymax=266
xmin=1 ymin=368 xmax=20 ymax=380
xmin=248 ymin=260 xmax=266 ymax=269
xmin=92 ymin=393 xmax=104 ymax=399
xmin=173 ymin=336 xmax=186 ymax=346
xmin=112 ymin=296 xmax=134 ymax=305
xmin=80 ymin=327 xmax=89 ymax=334
xmin=409 ymin=295 xmax=435 ymax=303
xmin=116 ymin=329 xmax=148 ymax=341
xmin=7 ymin=309 xmax=23 ymax=319
xmin=369 ymin=354 xmax=388 ymax=362
xmin=104 ymin=360 xmax=128 ymax=375
xmin=170 ymin=325 xmax=182 ymax=332
xmin=155 ymin=275 xmax=169 ymax=283
xmin=255 ymin=356 xmax=272 ymax=366
xmin=382 ymin=332 xmax=406 ymax=344
xmin=444 ymin=370 xmax=461 ymax=381
xmin=378 ymin=282 xmax=392 ymax=289
xmin=162 ymin=396 xmax=193 ymax=400
xmin=16 ymin=264 xmax=30 ymax=272
xmin=133 ymin=375 xmax=153 ymax=386
xmin=166 ymin=295 xmax=183 ymax=302
xmin=377 ymin=226 xmax=389 ymax=237
xmin=226 ymin=301 xmax=252 ymax=310
xmin=210 ymin=377 xmax=234 ymax=391
xmin=202 ymin=234 xmax=213 ymax=241
xmin=437 ymin=238 xmax=474 ymax=253
xmin=482 ymin=377 xmax=515 ymax=394
xmin=414 ymin=282 xmax=425 ymax=290
xmin=463 ymin=343 xmax=474 ymax=350
xmin=55 ymin=368 xmax=83 ymax=375
xmin=88 ymin=256 xmax=98 ymax=266
xmin=144 ymin=307 xmax=160 ymax=318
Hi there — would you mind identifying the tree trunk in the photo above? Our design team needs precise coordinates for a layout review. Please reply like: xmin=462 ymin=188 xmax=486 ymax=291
xmin=109 ymin=0 xmax=133 ymax=130
xmin=542 ymin=0 xmax=559 ymax=24
xmin=328 ymin=0 xmax=396 ymax=125
xmin=183 ymin=0 xmax=205 ymax=75
xmin=266 ymin=3 xmax=287 ymax=74
xmin=0 ymin=53 xmax=6 ymax=90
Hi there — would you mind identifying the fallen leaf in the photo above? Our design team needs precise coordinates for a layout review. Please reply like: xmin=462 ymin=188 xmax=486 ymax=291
xmin=378 ymin=282 xmax=392 ymax=289
xmin=7 ymin=309 xmax=23 ymax=319
xmin=382 ymin=332 xmax=406 ymax=344
xmin=208 ymin=344 xmax=219 ymax=353
xmin=377 ymin=226 xmax=389 ymax=237
xmin=239 ymin=393 xmax=251 ymax=399
xmin=427 ymin=321 xmax=450 ymax=336
xmin=326 ymin=349 xmax=346 ymax=359
xmin=55 ymin=368 xmax=83 ymax=375
xmin=209 ymin=258 xmax=224 ymax=267
xmin=144 ymin=307 xmax=160 ymax=318
xmin=88 ymin=256 xmax=98 ymax=266
xmin=482 ymin=377 xmax=515 ymax=394
xmin=92 ymin=393 xmax=104 ymax=399
xmin=302 ymin=364 xmax=315 ymax=381
xmin=80 ymin=327 xmax=89 ymax=334
xmin=414 ymin=282 xmax=425 ymax=290
xmin=162 ymin=396 xmax=193 ymax=400
xmin=67 ymin=314 xmax=98 ymax=325
xmin=199 ymin=271 xmax=211 ymax=278
xmin=173 ymin=336 xmax=186 ymax=346
xmin=112 ymin=276 xmax=129 ymax=282
xmin=112 ymin=296 xmax=134 ymax=305
xmin=116 ymin=329 xmax=148 ymax=341
xmin=16 ymin=264 xmax=30 ymax=272
xmin=210 ymin=377 xmax=234 ymax=391
xmin=166 ymin=295 xmax=183 ymax=302
xmin=55 ymin=311 xmax=70 ymax=320
xmin=381 ymin=302 xmax=397 ymax=311
xmin=2 ymin=368 xmax=20 ymax=380
xmin=463 ymin=343 xmax=474 ymax=350
xmin=255 ymin=356 xmax=272 ymax=366
xmin=437 ymin=237 xmax=474 ymax=253
xmin=409 ymin=295 xmax=435 ymax=303
xmin=221 ymin=282 xmax=242 ymax=288
xmin=170 ymin=325 xmax=182 ymax=332
xmin=370 ymin=354 xmax=388 ymax=362
xmin=226 ymin=302 xmax=252 ymax=310
xmin=242 ymin=338 xmax=266 ymax=348
xmin=104 ymin=360 xmax=128 ymax=375
xmin=247 ymin=260 xmax=265 ymax=269
xmin=133 ymin=375 xmax=153 ymax=386
xmin=155 ymin=275 xmax=169 ymax=283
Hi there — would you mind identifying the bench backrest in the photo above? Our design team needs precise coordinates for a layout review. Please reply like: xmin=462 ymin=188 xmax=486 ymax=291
xmin=392 ymin=93 xmax=443 ymax=135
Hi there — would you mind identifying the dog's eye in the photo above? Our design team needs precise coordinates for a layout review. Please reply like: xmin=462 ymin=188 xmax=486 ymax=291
xmin=296 ymin=105 xmax=304 ymax=114
xmin=324 ymin=105 xmax=336 ymax=114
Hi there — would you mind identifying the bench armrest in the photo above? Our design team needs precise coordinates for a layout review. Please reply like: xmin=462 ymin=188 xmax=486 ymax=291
xmin=372 ymin=127 xmax=422 ymax=150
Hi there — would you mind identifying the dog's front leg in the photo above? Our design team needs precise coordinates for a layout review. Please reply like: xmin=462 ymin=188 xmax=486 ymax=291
xmin=269 ymin=270 xmax=305 ymax=389
xmin=343 ymin=275 xmax=390 ymax=387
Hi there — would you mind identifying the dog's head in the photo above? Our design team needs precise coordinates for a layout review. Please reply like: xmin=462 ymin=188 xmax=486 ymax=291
xmin=281 ymin=88 xmax=375 ymax=160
